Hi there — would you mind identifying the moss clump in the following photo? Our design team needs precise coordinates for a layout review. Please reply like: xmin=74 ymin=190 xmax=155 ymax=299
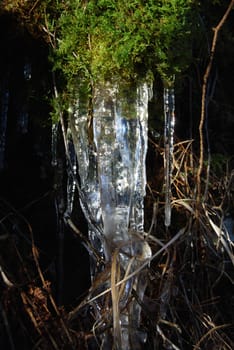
xmin=52 ymin=1 xmax=197 ymax=87
xmin=0 ymin=0 xmax=200 ymax=111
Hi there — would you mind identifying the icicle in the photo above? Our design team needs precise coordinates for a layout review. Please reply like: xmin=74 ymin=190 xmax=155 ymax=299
xmin=95 ymin=82 xmax=151 ymax=349
xmin=69 ymin=98 xmax=103 ymax=280
xmin=164 ymin=86 xmax=175 ymax=227
xmin=68 ymin=81 xmax=151 ymax=349
xmin=64 ymin=128 xmax=77 ymax=219
xmin=51 ymin=122 xmax=58 ymax=167
xmin=17 ymin=110 xmax=29 ymax=134
xmin=129 ymin=83 xmax=150 ymax=233
xmin=0 ymin=88 xmax=9 ymax=170
xmin=93 ymin=83 xmax=131 ymax=254
xmin=23 ymin=60 xmax=32 ymax=81
xmin=70 ymin=101 xmax=102 ymax=232
xmin=223 ymin=213 xmax=234 ymax=242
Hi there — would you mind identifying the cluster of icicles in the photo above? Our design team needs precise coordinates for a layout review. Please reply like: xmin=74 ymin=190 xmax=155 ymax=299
xmin=0 ymin=62 xmax=175 ymax=348
xmin=69 ymin=82 xmax=152 ymax=349
xmin=52 ymin=81 xmax=175 ymax=349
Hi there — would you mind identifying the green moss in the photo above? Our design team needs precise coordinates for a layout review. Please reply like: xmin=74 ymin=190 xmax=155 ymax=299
xmin=50 ymin=0 xmax=198 ymax=91
xmin=1 ymin=0 xmax=200 ymax=109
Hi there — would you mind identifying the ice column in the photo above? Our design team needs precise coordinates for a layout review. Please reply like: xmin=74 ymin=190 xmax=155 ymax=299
xmin=69 ymin=81 xmax=151 ymax=349
xmin=51 ymin=122 xmax=58 ymax=167
xmin=164 ymin=87 xmax=175 ymax=227
xmin=69 ymin=98 xmax=104 ymax=277
xmin=64 ymin=129 xmax=77 ymax=218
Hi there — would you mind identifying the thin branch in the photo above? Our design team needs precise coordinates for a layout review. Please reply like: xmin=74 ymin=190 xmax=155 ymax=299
xmin=194 ymin=323 xmax=231 ymax=350
xmin=75 ymin=228 xmax=185 ymax=308
xmin=29 ymin=0 xmax=40 ymax=15
xmin=196 ymin=0 xmax=234 ymax=202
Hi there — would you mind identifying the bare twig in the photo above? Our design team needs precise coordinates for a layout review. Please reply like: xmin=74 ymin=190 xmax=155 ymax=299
xmin=29 ymin=0 xmax=40 ymax=15
xmin=0 ymin=265 xmax=14 ymax=288
xmin=196 ymin=0 xmax=234 ymax=202
xmin=194 ymin=323 xmax=231 ymax=350
xmin=80 ymin=228 xmax=185 ymax=306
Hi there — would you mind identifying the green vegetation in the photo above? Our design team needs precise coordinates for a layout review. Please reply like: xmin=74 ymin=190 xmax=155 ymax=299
xmin=1 ymin=0 xmax=199 ymax=90
xmin=52 ymin=0 xmax=197 ymax=88
xmin=1 ymin=1 xmax=234 ymax=349
xmin=0 ymin=0 xmax=203 ymax=127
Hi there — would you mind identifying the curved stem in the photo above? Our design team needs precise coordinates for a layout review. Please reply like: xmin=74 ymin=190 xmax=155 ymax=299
xmin=196 ymin=0 xmax=234 ymax=203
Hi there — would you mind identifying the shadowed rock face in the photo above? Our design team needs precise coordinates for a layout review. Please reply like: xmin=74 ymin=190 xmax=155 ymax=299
xmin=0 ymin=13 xmax=52 ymax=201
xmin=0 ymin=13 xmax=55 ymax=256
xmin=0 ymin=13 xmax=90 ymax=318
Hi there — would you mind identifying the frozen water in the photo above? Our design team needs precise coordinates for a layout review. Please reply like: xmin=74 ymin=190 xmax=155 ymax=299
xmin=51 ymin=122 xmax=58 ymax=167
xmin=23 ymin=61 xmax=32 ymax=81
xmin=164 ymin=87 xmax=175 ymax=227
xmin=64 ymin=128 xmax=77 ymax=218
xmin=91 ymin=83 xmax=150 ymax=257
xmin=69 ymin=81 xmax=151 ymax=349
xmin=69 ymin=98 xmax=103 ymax=278
xmin=223 ymin=214 xmax=234 ymax=241
xmin=17 ymin=111 xmax=29 ymax=134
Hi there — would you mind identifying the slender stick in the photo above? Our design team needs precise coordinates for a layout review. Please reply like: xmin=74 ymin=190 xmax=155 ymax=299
xmin=196 ymin=0 xmax=234 ymax=202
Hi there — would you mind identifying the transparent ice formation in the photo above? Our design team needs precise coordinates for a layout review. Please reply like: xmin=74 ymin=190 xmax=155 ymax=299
xmin=69 ymin=98 xmax=103 ymax=277
xmin=51 ymin=122 xmax=58 ymax=167
xmin=64 ymin=128 xmax=77 ymax=218
xmin=69 ymin=81 xmax=152 ymax=349
xmin=17 ymin=111 xmax=29 ymax=134
xmin=23 ymin=61 xmax=32 ymax=81
xmin=223 ymin=214 xmax=234 ymax=242
xmin=164 ymin=87 xmax=175 ymax=227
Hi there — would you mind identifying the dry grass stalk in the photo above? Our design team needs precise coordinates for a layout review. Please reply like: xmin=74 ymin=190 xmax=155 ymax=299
xmin=1 ymin=124 xmax=234 ymax=349
xmin=111 ymin=249 xmax=122 ymax=348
